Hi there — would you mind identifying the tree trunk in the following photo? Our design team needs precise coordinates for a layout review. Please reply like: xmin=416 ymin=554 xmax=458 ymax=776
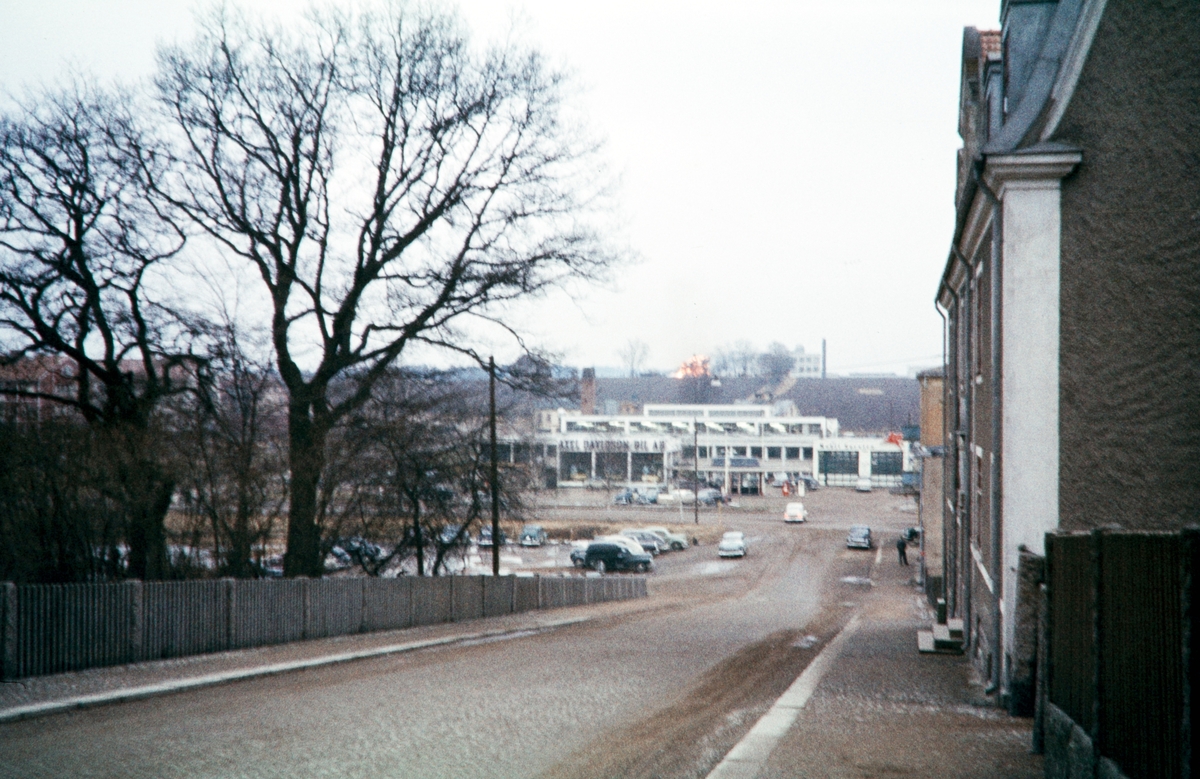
xmin=126 ymin=475 xmax=173 ymax=581
xmin=284 ymin=404 xmax=327 ymax=577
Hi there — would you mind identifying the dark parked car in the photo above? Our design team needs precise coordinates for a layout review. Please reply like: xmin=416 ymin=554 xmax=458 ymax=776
xmin=581 ymin=542 xmax=653 ymax=574
xmin=798 ymin=474 xmax=820 ymax=491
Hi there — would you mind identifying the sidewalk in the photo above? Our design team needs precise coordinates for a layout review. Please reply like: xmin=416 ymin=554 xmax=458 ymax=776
xmin=710 ymin=548 xmax=1043 ymax=779
xmin=0 ymin=595 xmax=652 ymax=724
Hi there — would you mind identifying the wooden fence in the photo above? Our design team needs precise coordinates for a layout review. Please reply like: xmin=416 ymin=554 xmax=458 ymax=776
xmin=1042 ymin=529 xmax=1196 ymax=779
xmin=0 ymin=574 xmax=646 ymax=680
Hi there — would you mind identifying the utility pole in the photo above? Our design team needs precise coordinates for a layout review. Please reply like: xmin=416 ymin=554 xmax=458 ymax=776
xmin=693 ymin=417 xmax=699 ymax=525
xmin=489 ymin=356 xmax=500 ymax=577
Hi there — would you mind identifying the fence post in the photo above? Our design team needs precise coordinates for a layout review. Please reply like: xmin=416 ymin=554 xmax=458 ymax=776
xmin=127 ymin=580 xmax=144 ymax=664
xmin=1033 ymin=581 xmax=1048 ymax=754
xmin=1090 ymin=528 xmax=1104 ymax=775
xmin=1 ymin=582 xmax=15 ymax=681
xmin=224 ymin=579 xmax=236 ymax=651
xmin=302 ymin=578 xmax=312 ymax=640
xmin=360 ymin=579 xmax=368 ymax=634
xmin=1182 ymin=527 xmax=1198 ymax=779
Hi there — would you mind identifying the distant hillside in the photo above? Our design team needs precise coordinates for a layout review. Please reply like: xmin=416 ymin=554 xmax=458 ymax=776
xmin=589 ymin=376 xmax=919 ymax=434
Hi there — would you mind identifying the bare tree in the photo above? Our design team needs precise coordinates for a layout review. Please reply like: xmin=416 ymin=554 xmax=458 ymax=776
xmin=757 ymin=342 xmax=794 ymax=384
xmin=175 ymin=324 xmax=286 ymax=577
xmin=0 ymin=82 xmax=194 ymax=580
xmin=155 ymin=6 xmax=614 ymax=576
xmin=712 ymin=340 xmax=757 ymax=378
xmin=617 ymin=338 xmax=649 ymax=378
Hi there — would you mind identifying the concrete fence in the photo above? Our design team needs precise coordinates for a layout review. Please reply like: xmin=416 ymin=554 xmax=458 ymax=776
xmin=0 ymin=574 xmax=647 ymax=680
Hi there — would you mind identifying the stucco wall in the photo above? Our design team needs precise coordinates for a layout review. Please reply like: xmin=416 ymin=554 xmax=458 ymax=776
xmin=1053 ymin=0 xmax=1200 ymax=530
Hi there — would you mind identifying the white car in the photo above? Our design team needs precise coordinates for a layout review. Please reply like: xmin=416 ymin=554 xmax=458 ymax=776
xmin=598 ymin=535 xmax=654 ymax=556
xmin=783 ymin=502 xmax=807 ymax=523
xmin=718 ymin=531 xmax=747 ymax=558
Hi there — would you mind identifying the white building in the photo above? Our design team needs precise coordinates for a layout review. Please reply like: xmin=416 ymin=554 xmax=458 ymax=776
xmin=521 ymin=403 xmax=906 ymax=492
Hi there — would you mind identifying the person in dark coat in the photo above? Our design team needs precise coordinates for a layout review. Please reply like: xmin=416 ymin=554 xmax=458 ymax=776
xmin=896 ymin=536 xmax=908 ymax=565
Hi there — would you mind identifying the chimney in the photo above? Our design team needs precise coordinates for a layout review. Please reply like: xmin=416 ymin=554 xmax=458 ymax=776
xmin=821 ymin=339 xmax=827 ymax=379
xmin=581 ymin=367 xmax=596 ymax=414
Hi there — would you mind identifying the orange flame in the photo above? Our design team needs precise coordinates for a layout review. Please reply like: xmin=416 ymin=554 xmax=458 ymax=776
xmin=673 ymin=355 xmax=711 ymax=379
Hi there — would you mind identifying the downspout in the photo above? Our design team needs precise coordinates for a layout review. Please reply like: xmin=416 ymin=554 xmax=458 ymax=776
xmin=973 ymin=158 xmax=1004 ymax=697
xmin=935 ymin=297 xmax=952 ymax=612
xmin=947 ymin=247 xmax=971 ymax=631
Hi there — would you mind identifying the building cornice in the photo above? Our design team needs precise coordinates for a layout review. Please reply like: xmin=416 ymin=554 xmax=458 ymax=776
xmin=983 ymin=150 xmax=1082 ymax=197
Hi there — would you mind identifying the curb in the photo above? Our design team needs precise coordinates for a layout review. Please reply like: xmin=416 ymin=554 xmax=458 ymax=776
xmin=0 ymin=614 xmax=593 ymax=724
xmin=705 ymin=614 xmax=862 ymax=779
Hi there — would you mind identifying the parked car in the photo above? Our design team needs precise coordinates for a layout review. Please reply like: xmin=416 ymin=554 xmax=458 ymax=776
xmin=666 ymin=488 xmax=696 ymax=504
xmin=855 ymin=477 xmax=873 ymax=492
xmin=581 ymin=541 xmax=653 ymax=574
xmin=718 ymin=531 xmax=747 ymax=558
xmin=597 ymin=535 xmax=652 ymax=556
xmin=634 ymin=487 xmax=659 ymax=505
xmin=783 ymin=502 xmax=808 ymax=523
xmin=328 ymin=537 xmax=385 ymax=568
xmin=642 ymin=525 xmax=688 ymax=551
xmin=620 ymin=529 xmax=665 ymax=555
xmin=612 ymin=488 xmax=635 ymax=505
xmin=798 ymin=474 xmax=820 ymax=491
xmin=846 ymin=525 xmax=873 ymax=549
xmin=697 ymin=488 xmax=725 ymax=506
xmin=518 ymin=525 xmax=548 ymax=547
xmin=477 ymin=527 xmax=508 ymax=547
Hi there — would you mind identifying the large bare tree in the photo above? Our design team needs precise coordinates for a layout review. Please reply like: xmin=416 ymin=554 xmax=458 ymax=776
xmin=0 ymin=83 xmax=193 ymax=580
xmin=155 ymin=6 xmax=613 ymax=576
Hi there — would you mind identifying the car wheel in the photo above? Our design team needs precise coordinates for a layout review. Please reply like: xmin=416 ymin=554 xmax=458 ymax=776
xmin=637 ymin=562 xmax=649 ymax=573
xmin=573 ymin=558 xmax=584 ymax=568
xmin=672 ymin=542 xmax=685 ymax=551
xmin=594 ymin=560 xmax=606 ymax=574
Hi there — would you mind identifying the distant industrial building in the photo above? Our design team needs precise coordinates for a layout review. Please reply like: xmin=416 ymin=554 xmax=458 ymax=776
xmin=515 ymin=402 xmax=908 ymax=493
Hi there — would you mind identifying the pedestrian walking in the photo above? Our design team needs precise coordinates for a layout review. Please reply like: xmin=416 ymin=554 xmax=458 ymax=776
xmin=896 ymin=536 xmax=908 ymax=565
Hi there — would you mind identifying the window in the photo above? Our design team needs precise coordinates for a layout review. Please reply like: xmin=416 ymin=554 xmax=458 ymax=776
xmin=767 ymin=446 xmax=781 ymax=459
xmin=698 ymin=446 xmax=709 ymax=458
xmin=750 ymin=446 xmax=762 ymax=458
xmin=802 ymin=447 xmax=813 ymax=460
xmin=733 ymin=447 xmax=747 ymax=456
xmin=819 ymin=450 xmax=859 ymax=474
xmin=871 ymin=451 xmax=903 ymax=475
xmin=682 ymin=446 xmax=696 ymax=459
xmin=785 ymin=447 xmax=800 ymax=459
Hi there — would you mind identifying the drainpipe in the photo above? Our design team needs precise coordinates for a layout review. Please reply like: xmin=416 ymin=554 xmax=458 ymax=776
xmin=935 ymin=296 xmax=953 ymax=614
xmin=973 ymin=158 xmax=1005 ymax=698
xmin=949 ymin=246 xmax=972 ymax=633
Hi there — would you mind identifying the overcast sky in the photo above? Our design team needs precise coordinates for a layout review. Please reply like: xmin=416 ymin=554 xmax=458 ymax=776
xmin=0 ymin=0 xmax=1000 ymax=377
